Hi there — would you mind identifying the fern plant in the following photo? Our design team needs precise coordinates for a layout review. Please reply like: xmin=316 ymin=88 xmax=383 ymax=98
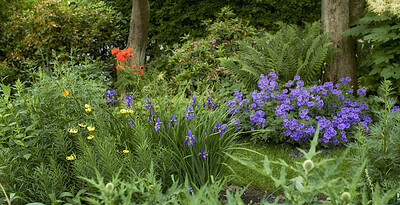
xmin=220 ymin=21 xmax=335 ymax=90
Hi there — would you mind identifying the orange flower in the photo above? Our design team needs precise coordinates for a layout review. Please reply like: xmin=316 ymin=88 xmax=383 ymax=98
xmin=140 ymin=65 xmax=144 ymax=69
xmin=132 ymin=65 xmax=136 ymax=69
xmin=61 ymin=90 xmax=70 ymax=96
xmin=126 ymin=47 xmax=133 ymax=53
xmin=127 ymin=54 xmax=135 ymax=59
xmin=111 ymin=48 xmax=120 ymax=55
xmin=116 ymin=53 xmax=126 ymax=61
xmin=137 ymin=70 xmax=144 ymax=75
xmin=116 ymin=65 xmax=122 ymax=70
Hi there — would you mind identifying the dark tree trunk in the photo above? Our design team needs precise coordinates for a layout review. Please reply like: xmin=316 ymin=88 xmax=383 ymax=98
xmin=127 ymin=0 xmax=150 ymax=67
xmin=321 ymin=0 xmax=365 ymax=89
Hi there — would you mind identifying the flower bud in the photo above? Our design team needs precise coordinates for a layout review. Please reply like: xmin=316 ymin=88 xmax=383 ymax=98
xmin=341 ymin=192 xmax=351 ymax=203
xmin=302 ymin=159 xmax=314 ymax=173
xmin=105 ymin=183 xmax=114 ymax=191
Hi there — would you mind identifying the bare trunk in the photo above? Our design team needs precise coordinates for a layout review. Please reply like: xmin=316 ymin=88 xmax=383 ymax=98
xmin=127 ymin=0 xmax=150 ymax=67
xmin=321 ymin=0 xmax=364 ymax=89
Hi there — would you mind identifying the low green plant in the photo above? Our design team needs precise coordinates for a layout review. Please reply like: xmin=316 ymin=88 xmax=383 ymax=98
xmin=77 ymin=165 xmax=247 ymax=205
xmin=228 ymin=127 xmax=400 ymax=204
xmin=347 ymin=80 xmax=400 ymax=192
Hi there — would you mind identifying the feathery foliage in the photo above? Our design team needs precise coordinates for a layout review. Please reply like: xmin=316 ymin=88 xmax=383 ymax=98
xmin=220 ymin=21 xmax=335 ymax=90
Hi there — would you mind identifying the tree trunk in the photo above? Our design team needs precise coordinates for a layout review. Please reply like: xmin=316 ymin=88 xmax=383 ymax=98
xmin=127 ymin=0 xmax=150 ymax=67
xmin=321 ymin=0 xmax=364 ymax=89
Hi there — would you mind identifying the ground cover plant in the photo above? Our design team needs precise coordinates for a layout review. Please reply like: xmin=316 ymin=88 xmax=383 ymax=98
xmin=1 ymin=1 xmax=400 ymax=204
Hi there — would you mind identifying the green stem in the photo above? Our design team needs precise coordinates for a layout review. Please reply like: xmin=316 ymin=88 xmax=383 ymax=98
xmin=0 ymin=182 xmax=10 ymax=205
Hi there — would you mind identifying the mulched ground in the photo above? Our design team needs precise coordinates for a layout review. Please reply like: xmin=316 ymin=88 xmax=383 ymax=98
xmin=220 ymin=185 xmax=328 ymax=204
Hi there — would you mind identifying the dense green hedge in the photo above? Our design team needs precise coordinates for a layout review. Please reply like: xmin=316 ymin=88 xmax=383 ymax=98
xmin=101 ymin=0 xmax=321 ymax=57
xmin=0 ymin=0 xmax=124 ymax=85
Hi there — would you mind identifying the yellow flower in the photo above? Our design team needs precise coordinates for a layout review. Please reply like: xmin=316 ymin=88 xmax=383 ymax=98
xmin=68 ymin=128 xmax=78 ymax=134
xmin=87 ymin=135 xmax=94 ymax=140
xmin=127 ymin=109 xmax=133 ymax=114
xmin=120 ymin=109 xmax=127 ymax=114
xmin=78 ymin=123 xmax=86 ymax=128
xmin=85 ymin=104 xmax=91 ymax=109
xmin=123 ymin=150 xmax=129 ymax=154
xmin=87 ymin=126 xmax=95 ymax=132
xmin=85 ymin=108 xmax=91 ymax=113
xmin=61 ymin=90 xmax=70 ymax=97
xmin=66 ymin=154 xmax=76 ymax=161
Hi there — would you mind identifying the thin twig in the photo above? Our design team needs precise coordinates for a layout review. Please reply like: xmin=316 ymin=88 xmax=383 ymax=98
xmin=0 ymin=182 xmax=10 ymax=205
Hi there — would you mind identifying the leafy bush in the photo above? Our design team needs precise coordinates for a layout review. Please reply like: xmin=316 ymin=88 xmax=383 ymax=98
xmin=220 ymin=21 xmax=335 ymax=90
xmin=0 ymin=0 xmax=124 ymax=85
xmin=151 ymin=7 xmax=263 ymax=94
xmin=344 ymin=11 xmax=400 ymax=99
xmin=226 ymin=73 xmax=371 ymax=147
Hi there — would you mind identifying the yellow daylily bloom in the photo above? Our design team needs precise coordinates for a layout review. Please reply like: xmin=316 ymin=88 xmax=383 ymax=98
xmin=68 ymin=129 xmax=78 ymax=134
xmin=127 ymin=109 xmax=134 ymax=114
xmin=85 ymin=108 xmax=91 ymax=113
xmin=66 ymin=154 xmax=76 ymax=161
xmin=120 ymin=109 xmax=127 ymax=114
xmin=78 ymin=123 xmax=86 ymax=128
xmin=85 ymin=104 xmax=91 ymax=109
xmin=87 ymin=126 xmax=95 ymax=132
xmin=87 ymin=135 xmax=94 ymax=140
xmin=123 ymin=150 xmax=129 ymax=154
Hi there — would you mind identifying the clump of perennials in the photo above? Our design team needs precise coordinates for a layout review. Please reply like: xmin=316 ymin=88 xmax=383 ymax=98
xmin=226 ymin=72 xmax=371 ymax=147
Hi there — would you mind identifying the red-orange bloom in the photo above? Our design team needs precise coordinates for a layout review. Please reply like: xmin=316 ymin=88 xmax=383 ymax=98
xmin=116 ymin=53 xmax=127 ymax=62
xmin=137 ymin=69 xmax=144 ymax=75
xmin=140 ymin=65 xmax=144 ymax=69
xmin=111 ymin=48 xmax=120 ymax=55
xmin=116 ymin=65 xmax=122 ymax=70
xmin=132 ymin=65 xmax=136 ymax=69
xmin=127 ymin=54 xmax=135 ymax=59
xmin=126 ymin=48 xmax=133 ymax=53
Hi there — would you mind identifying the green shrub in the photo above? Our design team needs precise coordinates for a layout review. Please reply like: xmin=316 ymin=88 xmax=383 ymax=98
xmin=344 ymin=11 xmax=400 ymax=99
xmin=0 ymin=0 xmax=124 ymax=85
xmin=150 ymin=7 xmax=263 ymax=94
xmin=147 ymin=0 xmax=320 ymax=58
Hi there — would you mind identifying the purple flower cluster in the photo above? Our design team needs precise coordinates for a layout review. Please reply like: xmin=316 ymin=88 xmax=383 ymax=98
xmin=203 ymin=97 xmax=216 ymax=110
xmin=227 ymin=89 xmax=249 ymax=114
xmin=211 ymin=122 xmax=227 ymax=135
xmin=391 ymin=106 xmax=400 ymax=113
xmin=106 ymin=90 xmax=117 ymax=102
xmin=227 ymin=72 xmax=372 ymax=146
xmin=169 ymin=114 xmax=177 ymax=127
xmin=185 ymin=130 xmax=196 ymax=146
xmin=185 ymin=106 xmax=195 ymax=120
xmin=122 ymin=92 xmax=135 ymax=108
xmin=196 ymin=149 xmax=208 ymax=160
